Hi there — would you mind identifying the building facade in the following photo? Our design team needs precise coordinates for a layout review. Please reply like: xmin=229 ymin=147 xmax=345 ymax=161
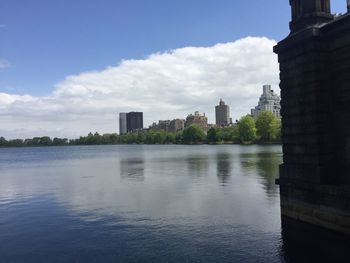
xmin=251 ymin=85 xmax=281 ymax=118
xmin=158 ymin=120 xmax=171 ymax=131
xmin=215 ymin=99 xmax=231 ymax=127
xmin=119 ymin=113 xmax=127 ymax=134
xmin=168 ymin=119 xmax=185 ymax=133
xmin=185 ymin=111 xmax=208 ymax=132
xmin=126 ymin=112 xmax=143 ymax=133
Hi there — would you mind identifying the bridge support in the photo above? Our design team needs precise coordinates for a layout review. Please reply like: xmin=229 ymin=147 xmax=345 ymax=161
xmin=274 ymin=0 xmax=350 ymax=235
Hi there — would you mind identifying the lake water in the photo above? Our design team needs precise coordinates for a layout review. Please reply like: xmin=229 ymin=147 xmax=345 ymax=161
xmin=0 ymin=145 xmax=348 ymax=262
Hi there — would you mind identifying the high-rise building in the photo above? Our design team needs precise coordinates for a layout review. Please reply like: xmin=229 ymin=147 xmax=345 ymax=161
xmin=126 ymin=112 xmax=143 ymax=132
xmin=185 ymin=111 xmax=208 ymax=132
xmin=215 ymin=99 xmax=231 ymax=127
xmin=119 ymin=113 xmax=127 ymax=134
xmin=251 ymin=85 xmax=281 ymax=118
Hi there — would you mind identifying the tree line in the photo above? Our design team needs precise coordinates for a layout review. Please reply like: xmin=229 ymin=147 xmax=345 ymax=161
xmin=0 ymin=111 xmax=281 ymax=147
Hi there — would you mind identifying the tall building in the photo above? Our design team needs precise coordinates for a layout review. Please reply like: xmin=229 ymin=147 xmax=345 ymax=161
xmin=126 ymin=112 xmax=143 ymax=132
xmin=215 ymin=99 xmax=231 ymax=127
xmin=185 ymin=111 xmax=208 ymax=132
xmin=251 ymin=85 xmax=281 ymax=118
xmin=119 ymin=113 xmax=127 ymax=134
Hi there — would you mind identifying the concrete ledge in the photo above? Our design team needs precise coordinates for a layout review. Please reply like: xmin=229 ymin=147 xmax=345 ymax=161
xmin=281 ymin=197 xmax=350 ymax=235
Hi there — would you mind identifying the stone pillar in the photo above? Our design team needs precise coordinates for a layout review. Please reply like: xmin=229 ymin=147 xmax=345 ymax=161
xmin=289 ymin=0 xmax=333 ymax=33
xmin=274 ymin=0 xmax=350 ymax=235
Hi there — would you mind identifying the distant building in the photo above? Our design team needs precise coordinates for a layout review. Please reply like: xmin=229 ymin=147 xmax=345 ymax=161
xmin=126 ymin=112 xmax=143 ymax=133
xmin=215 ymin=99 xmax=232 ymax=127
xmin=150 ymin=119 xmax=185 ymax=133
xmin=158 ymin=120 xmax=171 ymax=131
xmin=185 ymin=111 xmax=208 ymax=132
xmin=251 ymin=85 xmax=281 ymax=118
xmin=119 ymin=113 xmax=127 ymax=134
xmin=168 ymin=119 xmax=185 ymax=133
xmin=150 ymin=120 xmax=171 ymax=131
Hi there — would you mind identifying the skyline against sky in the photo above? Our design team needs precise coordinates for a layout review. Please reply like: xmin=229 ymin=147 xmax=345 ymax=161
xmin=0 ymin=0 xmax=348 ymax=138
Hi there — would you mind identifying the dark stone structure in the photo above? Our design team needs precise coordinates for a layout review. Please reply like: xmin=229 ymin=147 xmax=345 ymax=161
xmin=274 ymin=0 xmax=350 ymax=235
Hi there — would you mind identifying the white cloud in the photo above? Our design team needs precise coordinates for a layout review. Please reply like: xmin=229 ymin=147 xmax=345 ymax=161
xmin=0 ymin=59 xmax=10 ymax=69
xmin=0 ymin=37 xmax=279 ymax=139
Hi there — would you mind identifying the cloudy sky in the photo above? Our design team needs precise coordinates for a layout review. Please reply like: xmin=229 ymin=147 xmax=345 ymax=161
xmin=0 ymin=0 xmax=347 ymax=139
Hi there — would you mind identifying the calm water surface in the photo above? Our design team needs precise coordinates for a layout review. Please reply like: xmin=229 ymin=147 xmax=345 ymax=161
xmin=0 ymin=145 xmax=345 ymax=262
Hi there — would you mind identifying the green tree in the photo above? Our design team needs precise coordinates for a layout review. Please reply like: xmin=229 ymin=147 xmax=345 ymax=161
xmin=0 ymin=137 xmax=7 ymax=147
xmin=182 ymin=124 xmax=206 ymax=144
xmin=39 ymin=136 xmax=52 ymax=146
xmin=238 ymin=115 xmax=256 ymax=143
xmin=207 ymin=126 xmax=223 ymax=144
xmin=222 ymin=126 xmax=239 ymax=142
xmin=256 ymin=111 xmax=281 ymax=142
xmin=175 ymin=132 xmax=183 ymax=144
xmin=154 ymin=131 xmax=166 ymax=144
xmin=274 ymin=118 xmax=282 ymax=141
xmin=165 ymin=133 xmax=176 ymax=144
xmin=136 ymin=132 xmax=146 ymax=144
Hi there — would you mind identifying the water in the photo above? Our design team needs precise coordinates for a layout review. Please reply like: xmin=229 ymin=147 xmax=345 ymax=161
xmin=0 ymin=145 xmax=346 ymax=262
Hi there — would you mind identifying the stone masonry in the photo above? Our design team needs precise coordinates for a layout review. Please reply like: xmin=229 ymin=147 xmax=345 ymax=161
xmin=274 ymin=0 xmax=350 ymax=235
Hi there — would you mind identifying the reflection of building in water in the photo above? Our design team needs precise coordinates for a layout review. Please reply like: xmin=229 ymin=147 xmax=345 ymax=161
xmin=120 ymin=158 xmax=145 ymax=181
xmin=216 ymin=153 xmax=231 ymax=185
xmin=187 ymin=155 xmax=209 ymax=176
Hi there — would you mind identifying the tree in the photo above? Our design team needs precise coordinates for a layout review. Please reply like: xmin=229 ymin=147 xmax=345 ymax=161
xmin=238 ymin=115 xmax=256 ymax=143
xmin=0 ymin=137 xmax=7 ymax=147
xmin=182 ymin=124 xmax=206 ymax=144
xmin=222 ymin=126 xmax=239 ymax=142
xmin=175 ymin=132 xmax=183 ymax=144
xmin=256 ymin=111 xmax=281 ymax=142
xmin=39 ymin=136 xmax=52 ymax=146
xmin=207 ymin=126 xmax=223 ymax=144
xmin=165 ymin=133 xmax=176 ymax=144
xmin=154 ymin=131 xmax=167 ymax=144
xmin=274 ymin=118 xmax=282 ymax=141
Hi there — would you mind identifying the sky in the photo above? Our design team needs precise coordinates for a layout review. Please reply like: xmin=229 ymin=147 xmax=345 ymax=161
xmin=0 ymin=0 xmax=348 ymax=139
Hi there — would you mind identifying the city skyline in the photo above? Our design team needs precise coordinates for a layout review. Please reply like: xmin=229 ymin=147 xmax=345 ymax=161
xmin=121 ymin=87 xmax=281 ymax=135
xmin=0 ymin=1 xmax=346 ymax=139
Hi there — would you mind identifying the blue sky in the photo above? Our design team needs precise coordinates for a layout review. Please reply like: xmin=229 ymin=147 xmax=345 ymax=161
xmin=0 ymin=0 xmax=348 ymax=138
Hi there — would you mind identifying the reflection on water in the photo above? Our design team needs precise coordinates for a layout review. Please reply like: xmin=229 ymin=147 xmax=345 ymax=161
xmin=120 ymin=158 xmax=145 ymax=181
xmin=186 ymin=154 xmax=209 ymax=177
xmin=240 ymin=151 xmax=281 ymax=196
xmin=216 ymin=153 xmax=231 ymax=186
xmin=0 ymin=145 xmax=348 ymax=262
